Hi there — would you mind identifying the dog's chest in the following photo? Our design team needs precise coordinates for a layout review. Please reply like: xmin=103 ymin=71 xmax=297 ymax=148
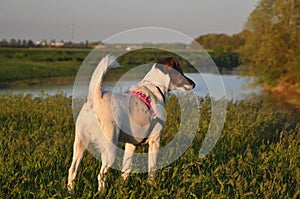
xmin=114 ymin=94 xmax=153 ymax=145
xmin=128 ymin=96 xmax=151 ymax=126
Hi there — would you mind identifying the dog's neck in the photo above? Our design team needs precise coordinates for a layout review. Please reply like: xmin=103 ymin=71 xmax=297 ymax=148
xmin=155 ymin=86 xmax=166 ymax=103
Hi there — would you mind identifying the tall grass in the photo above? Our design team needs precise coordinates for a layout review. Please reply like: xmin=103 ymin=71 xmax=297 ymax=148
xmin=0 ymin=93 xmax=299 ymax=198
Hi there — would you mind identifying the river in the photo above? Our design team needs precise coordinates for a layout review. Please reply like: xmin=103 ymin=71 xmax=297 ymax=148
xmin=0 ymin=73 xmax=260 ymax=101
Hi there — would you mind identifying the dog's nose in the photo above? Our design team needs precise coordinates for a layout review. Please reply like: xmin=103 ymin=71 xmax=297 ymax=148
xmin=190 ymin=80 xmax=196 ymax=88
xmin=186 ymin=76 xmax=196 ymax=88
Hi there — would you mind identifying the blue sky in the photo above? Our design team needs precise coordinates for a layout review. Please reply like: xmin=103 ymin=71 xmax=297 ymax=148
xmin=0 ymin=0 xmax=259 ymax=43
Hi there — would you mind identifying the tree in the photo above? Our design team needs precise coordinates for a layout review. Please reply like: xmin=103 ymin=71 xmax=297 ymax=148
xmin=10 ymin=38 xmax=17 ymax=47
xmin=22 ymin=39 xmax=27 ymax=47
xmin=27 ymin=40 xmax=34 ymax=47
xmin=241 ymin=0 xmax=300 ymax=91
xmin=0 ymin=39 xmax=8 ymax=47
xmin=192 ymin=32 xmax=249 ymax=52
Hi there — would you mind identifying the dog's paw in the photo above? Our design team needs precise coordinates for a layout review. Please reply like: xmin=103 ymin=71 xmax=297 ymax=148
xmin=121 ymin=172 xmax=129 ymax=181
xmin=148 ymin=171 xmax=156 ymax=183
xmin=67 ymin=183 xmax=74 ymax=194
xmin=97 ymin=182 xmax=108 ymax=197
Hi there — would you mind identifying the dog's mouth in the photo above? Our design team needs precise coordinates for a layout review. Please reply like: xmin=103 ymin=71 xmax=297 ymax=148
xmin=185 ymin=75 xmax=196 ymax=89
xmin=179 ymin=74 xmax=196 ymax=91
xmin=168 ymin=72 xmax=196 ymax=92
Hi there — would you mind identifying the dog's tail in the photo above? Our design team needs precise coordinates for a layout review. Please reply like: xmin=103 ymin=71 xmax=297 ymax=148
xmin=88 ymin=54 xmax=120 ymax=104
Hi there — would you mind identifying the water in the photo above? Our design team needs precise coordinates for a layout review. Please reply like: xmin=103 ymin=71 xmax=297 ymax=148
xmin=0 ymin=73 xmax=260 ymax=101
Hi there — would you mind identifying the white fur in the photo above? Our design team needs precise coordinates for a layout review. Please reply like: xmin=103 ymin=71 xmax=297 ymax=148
xmin=67 ymin=55 xmax=194 ymax=192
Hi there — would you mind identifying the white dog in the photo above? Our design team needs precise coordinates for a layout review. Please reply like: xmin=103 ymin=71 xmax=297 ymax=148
xmin=68 ymin=55 xmax=195 ymax=192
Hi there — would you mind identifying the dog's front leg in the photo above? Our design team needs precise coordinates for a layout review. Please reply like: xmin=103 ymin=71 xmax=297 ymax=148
xmin=121 ymin=143 xmax=136 ymax=180
xmin=148 ymin=130 xmax=161 ymax=181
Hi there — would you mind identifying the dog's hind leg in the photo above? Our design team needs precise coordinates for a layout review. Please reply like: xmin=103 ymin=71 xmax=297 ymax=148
xmin=98 ymin=149 xmax=116 ymax=192
xmin=67 ymin=132 xmax=86 ymax=192
xmin=121 ymin=143 xmax=136 ymax=180
xmin=98 ymin=163 xmax=109 ymax=192
xmin=97 ymin=124 xmax=119 ymax=192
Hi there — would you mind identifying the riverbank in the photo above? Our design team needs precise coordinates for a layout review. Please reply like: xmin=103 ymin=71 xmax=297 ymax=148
xmin=0 ymin=76 xmax=75 ymax=89
xmin=262 ymin=83 xmax=300 ymax=109
xmin=2 ymin=47 xmax=299 ymax=109
xmin=262 ymin=91 xmax=300 ymax=111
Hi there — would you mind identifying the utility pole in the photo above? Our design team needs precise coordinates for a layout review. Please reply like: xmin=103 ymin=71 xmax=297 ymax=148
xmin=71 ymin=24 xmax=75 ymax=41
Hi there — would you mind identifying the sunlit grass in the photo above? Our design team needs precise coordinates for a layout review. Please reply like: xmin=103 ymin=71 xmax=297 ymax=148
xmin=0 ymin=93 xmax=299 ymax=198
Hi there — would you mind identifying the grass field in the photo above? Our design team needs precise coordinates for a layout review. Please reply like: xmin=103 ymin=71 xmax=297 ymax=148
xmin=0 ymin=93 xmax=299 ymax=198
xmin=0 ymin=48 xmax=90 ymax=88
xmin=0 ymin=47 xmax=237 ymax=88
xmin=0 ymin=48 xmax=197 ymax=84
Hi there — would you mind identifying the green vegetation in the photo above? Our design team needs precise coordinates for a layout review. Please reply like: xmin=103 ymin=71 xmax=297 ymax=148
xmin=191 ymin=31 xmax=250 ymax=71
xmin=0 ymin=48 xmax=90 ymax=88
xmin=240 ymin=0 xmax=300 ymax=92
xmin=0 ymin=93 xmax=299 ymax=198
xmin=191 ymin=0 xmax=300 ymax=97
xmin=210 ymin=50 xmax=240 ymax=71
xmin=116 ymin=48 xmax=196 ymax=71
xmin=2 ymin=1 xmax=300 ymax=198
xmin=0 ymin=47 xmax=240 ymax=88
xmin=192 ymin=31 xmax=250 ymax=52
xmin=117 ymin=48 xmax=240 ymax=72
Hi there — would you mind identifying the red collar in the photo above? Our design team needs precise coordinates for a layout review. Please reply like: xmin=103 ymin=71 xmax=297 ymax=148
xmin=128 ymin=91 xmax=156 ymax=118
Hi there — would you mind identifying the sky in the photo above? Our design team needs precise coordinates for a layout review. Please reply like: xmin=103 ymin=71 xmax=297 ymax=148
xmin=0 ymin=0 xmax=259 ymax=44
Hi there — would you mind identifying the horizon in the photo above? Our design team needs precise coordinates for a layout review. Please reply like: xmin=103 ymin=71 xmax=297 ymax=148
xmin=0 ymin=0 xmax=259 ymax=44
xmin=0 ymin=30 xmax=249 ymax=46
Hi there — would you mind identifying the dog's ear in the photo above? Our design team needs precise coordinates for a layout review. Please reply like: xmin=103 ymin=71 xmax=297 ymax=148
xmin=155 ymin=57 xmax=183 ymax=74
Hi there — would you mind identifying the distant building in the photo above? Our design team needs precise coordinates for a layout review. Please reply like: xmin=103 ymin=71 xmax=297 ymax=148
xmin=50 ymin=42 xmax=64 ymax=48
xmin=95 ymin=45 xmax=106 ymax=49
xmin=125 ymin=45 xmax=142 ymax=51
xmin=34 ymin=41 xmax=47 ymax=47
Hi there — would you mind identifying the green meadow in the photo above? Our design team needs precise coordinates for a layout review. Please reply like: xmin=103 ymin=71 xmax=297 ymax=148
xmin=0 ymin=47 xmax=238 ymax=88
xmin=0 ymin=48 xmax=191 ymax=88
xmin=0 ymin=93 xmax=299 ymax=198
xmin=1 ymin=1 xmax=300 ymax=197
xmin=0 ymin=48 xmax=89 ymax=88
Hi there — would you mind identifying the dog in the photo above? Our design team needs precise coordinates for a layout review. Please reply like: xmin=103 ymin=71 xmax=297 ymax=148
xmin=67 ymin=55 xmax=195 ymax=192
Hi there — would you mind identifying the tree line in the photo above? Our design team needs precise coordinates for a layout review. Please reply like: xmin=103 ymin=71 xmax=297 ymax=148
xmin=191 ymin=30 xmax=250 ymax=52
xmin=0 ymin=39 xmax=36 ymax=47
xmin=192 ymin=0 xmax=300 ymax=94
xmin=240 ymin=0 xmax=300 ymax=93
xmin=0 ymin=39 xmax=97 ymax=48
xmin=190 ymin=31 xmax=250 ymax=70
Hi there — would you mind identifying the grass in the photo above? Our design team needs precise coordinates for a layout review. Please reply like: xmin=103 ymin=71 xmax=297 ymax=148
xmin=0 ymin=48 xmax=198 ymax=87
xmin=0 ymin=48 xmax=90 ymax=88
xmin=0 ymin=47 xmax=238 ymax=88
xmin=0 ymin=93 xmax=299 ymax=198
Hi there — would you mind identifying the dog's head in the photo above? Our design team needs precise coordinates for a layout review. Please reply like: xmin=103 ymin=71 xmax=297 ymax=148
xmin=155 ymin=57 xmax=196 ymax=92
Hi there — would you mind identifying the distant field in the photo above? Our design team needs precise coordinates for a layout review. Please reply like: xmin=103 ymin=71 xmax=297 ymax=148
xmin=0 ymin=47 xmax=238 ymax=88
xmin=0 ymin=48 xmax=90 ymax=88
xmin=0 ymin=47 xmax=198 ymax=86
xmin=0 ymin=93 xmax=299 ymax=198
